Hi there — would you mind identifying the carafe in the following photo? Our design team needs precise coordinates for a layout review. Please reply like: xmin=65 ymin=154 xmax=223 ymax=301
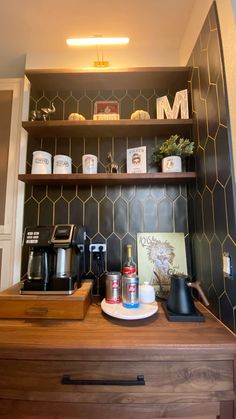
xmin=27 ymin=249 xmax=49 ymax=282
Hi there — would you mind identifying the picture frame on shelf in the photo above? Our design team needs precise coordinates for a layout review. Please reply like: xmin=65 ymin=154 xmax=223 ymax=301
xmin=93 ymin=101 xmax=120 ymax=120
xmin=126 ymin=146 xmax=147 ymax=173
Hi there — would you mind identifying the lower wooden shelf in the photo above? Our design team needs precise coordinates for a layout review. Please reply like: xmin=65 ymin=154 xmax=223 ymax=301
xmin=18 ymin=172 xmax=196 ymax=185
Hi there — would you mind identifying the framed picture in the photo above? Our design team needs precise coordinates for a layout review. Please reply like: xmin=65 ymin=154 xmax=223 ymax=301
xmin=93 ymin=101 xmax=119 ymax=120
xmin=126 ymin=146 xmax=147 ymax=173
xmin=137 ymin=232 xmax=187 ymax=298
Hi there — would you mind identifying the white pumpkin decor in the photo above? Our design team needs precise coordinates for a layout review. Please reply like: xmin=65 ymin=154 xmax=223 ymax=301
xmin=130 ymin=110 xmax=150 ymax=120
xmin=68 ymin=113 xmax=86 ymax=121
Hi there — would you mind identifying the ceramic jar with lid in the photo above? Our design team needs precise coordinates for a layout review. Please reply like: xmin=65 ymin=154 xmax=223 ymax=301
xmin=139 ymin=282 xmax=156 ymax=303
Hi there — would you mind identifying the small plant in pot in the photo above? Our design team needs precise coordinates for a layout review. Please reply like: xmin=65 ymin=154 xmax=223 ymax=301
xmin=151 ymin=134 xmax=195 ymax=173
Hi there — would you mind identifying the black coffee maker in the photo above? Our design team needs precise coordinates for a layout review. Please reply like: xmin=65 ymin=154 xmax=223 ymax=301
xmin=50 ymin=224 xmax=86 ymax=293
xmin=21 ymin=224 xmax=86 ymax=294
xmin=21 ymin=226 xmax=54 ymax=293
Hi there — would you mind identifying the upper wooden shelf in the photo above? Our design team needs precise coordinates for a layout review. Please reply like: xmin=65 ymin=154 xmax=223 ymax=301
xmin=18 ymin=172 xmax=196 ymax=186
xmin=25 ymin=67 xmax=191 ymax=90
xmin=22 ymin=118 xmax=193 ymax=138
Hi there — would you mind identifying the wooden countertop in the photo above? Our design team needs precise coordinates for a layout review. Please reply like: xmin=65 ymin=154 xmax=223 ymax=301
xmin=0 ymin=301 xmax=235 ymax=361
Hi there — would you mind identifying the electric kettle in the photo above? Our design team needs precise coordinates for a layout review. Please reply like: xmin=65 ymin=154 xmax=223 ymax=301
xmin=167 ymin=274 xmax=209 ymax=315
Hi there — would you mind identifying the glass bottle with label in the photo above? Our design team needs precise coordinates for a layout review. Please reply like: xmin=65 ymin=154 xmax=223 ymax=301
xmin=122 ymin=245 xmax=139 ymax=308
xmin=123 ymin=244 xmax=137 ymax=276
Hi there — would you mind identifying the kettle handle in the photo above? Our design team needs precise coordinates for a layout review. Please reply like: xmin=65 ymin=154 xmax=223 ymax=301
xmin=188 ymin=281 xmax=210 ymax=307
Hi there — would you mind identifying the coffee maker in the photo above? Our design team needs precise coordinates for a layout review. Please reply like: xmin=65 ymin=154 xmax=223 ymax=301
xmin=21 ymin=224 xmax=86 ymax=294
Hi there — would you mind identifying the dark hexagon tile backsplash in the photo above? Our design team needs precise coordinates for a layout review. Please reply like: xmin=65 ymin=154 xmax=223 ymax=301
xmin=188 ymin=2 xmax=236 ymax=332
xmin=23 ymin=81 xmax=191 ymax=294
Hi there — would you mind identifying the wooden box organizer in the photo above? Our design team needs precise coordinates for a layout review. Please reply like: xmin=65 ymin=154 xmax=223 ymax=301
xmin=0 ymin=281 xmax=92 ymax=320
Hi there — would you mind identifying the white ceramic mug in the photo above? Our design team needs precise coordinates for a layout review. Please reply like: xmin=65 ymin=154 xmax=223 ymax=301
xmin=32 ymin=150 xmax=52 ymax=174
xmin=53 ymin=155 xmax=72 ymax=174
xmin=82 ymin=154 xmax=98 ymax=174
xmin=139 ymin=282 xmax=156 ymax=303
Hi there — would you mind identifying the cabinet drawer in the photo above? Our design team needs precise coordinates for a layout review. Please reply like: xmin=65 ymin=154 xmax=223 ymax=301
xmin=0 ymin=359 xmax=233 ymax=400
xmin=0 ymin=399 xmax=221 ymax=419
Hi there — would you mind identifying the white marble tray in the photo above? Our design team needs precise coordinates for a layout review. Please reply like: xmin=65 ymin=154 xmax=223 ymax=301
xmin=101 ymin=299 xmax=158 ymax=320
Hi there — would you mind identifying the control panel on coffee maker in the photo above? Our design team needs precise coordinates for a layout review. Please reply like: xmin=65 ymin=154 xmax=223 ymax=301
xmin=21 ymin=224 xmax=86 ymax=295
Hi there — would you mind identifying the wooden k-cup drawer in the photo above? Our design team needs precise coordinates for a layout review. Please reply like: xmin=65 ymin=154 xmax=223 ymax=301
xmin=0 ymin=359 xmax=233 ymax=401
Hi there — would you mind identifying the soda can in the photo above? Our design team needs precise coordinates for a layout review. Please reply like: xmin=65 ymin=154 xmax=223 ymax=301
xmin=122 ymin=275 xmax=139 ymax=308
xmin=105 ymin=272 xmax=121 ymax=304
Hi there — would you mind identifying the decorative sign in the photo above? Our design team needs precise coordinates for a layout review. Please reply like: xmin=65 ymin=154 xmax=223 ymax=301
xmin=93 ymin=101 xmax=120 ymax=120
xmin=156 ymin=89 xmax=189 ymax=119
xmin=126 ymin=146 xmax=147 ymax=173
xmin=137 ymin=232 xmax=187 ymax=296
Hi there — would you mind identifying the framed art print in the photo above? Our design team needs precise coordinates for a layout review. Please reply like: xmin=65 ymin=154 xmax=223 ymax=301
xmin=126 ymin=146 xmax=147 ymax=173
xmin=93 ymin=101 xmax=120 ymax=120
xmin=137 ymin=232 xmax=187 ymax=297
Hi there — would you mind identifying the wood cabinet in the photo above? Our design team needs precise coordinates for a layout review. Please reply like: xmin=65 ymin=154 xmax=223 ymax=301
xmin=0 ymin=303 xmax=235 ymax=418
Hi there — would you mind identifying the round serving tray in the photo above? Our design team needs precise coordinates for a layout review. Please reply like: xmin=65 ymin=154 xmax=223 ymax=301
xmin=101 ymin=299 xmax=158 ymax=320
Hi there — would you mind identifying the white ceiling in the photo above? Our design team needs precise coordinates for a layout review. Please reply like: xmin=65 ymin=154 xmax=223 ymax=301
xmin=1 ymin=0 xmax=200 ymax=75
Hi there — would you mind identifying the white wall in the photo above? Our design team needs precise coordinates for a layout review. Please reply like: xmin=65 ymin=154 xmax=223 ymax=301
xmin=180 ymin=0 xmax=236 ymax=181
xmin=179 ymin=1 xmax=212 ymax=65
xmin=216 ymin=0 xmax=236 ymax=180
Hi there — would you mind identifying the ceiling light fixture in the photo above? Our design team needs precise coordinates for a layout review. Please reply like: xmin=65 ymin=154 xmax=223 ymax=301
xmin=66 ymin=35 xmax=130 ymax=68
xmin=66 ymin=37 xmax=130 ymax=46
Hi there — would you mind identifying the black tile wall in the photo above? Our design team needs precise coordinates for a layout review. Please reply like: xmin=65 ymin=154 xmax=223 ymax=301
xmin=23 ymin=85 xmax=191 ymax=294
xmin=188 ymin=1 xmax=236 ymax=332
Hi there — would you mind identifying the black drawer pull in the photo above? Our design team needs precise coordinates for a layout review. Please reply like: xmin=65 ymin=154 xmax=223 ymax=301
xmin=61 ymin=374 xmax=145 ymax=386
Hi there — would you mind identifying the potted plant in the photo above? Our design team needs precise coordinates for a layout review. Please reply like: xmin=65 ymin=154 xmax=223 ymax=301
xmin=151 ymin=134 xmax=195 ymax=173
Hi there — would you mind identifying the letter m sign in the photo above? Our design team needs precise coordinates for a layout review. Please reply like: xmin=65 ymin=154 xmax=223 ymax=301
xmin=156 ymin=89 xmax=189 ymax=119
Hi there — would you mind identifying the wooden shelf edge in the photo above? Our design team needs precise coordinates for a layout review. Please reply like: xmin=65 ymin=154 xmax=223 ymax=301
xmin=24 ymin=67 xmax=192 ymax=91
xmin=22 ymin=119 xmax=193 ymax=137
xmin=25 ymin=66 xmax=191 ymax=75
xmin=18 ymin=172 xmax=196 ymax=186
xmin=22 ymin=119 xmax=193 ymax=128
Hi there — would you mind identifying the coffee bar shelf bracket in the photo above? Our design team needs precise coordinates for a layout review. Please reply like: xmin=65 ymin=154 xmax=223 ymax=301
xmin=18 ymin=172 xmax=196 ymax=186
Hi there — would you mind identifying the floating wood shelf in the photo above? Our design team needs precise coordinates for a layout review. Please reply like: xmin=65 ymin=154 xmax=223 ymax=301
xmin=18 ymin=172 xmax=196 ymax=186
xmin=25 ymin=66 xmax=191 ymax=90
xmin=22 ymin=119 xmax=193 ymax=138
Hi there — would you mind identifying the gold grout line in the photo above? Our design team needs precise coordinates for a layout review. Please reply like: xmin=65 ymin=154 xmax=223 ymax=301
xmin=201 ymin=300 xmax=236 ymax=337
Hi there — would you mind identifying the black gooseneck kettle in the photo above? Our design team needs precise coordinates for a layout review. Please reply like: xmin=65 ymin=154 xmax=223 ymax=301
xmin=167 ymin=274 xmax=210 ymax=315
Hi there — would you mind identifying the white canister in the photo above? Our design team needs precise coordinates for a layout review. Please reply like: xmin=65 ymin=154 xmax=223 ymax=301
xmin=162 ymin=155 xmax=182 ymax=173
xmin=82 ymin=154 xmax=98 ymax=174
xmin=139 ymin=282 xmax=156 ymax=304
xmin=32 ymin=151 xmax=52 ymax=174
xmin=53 ymin=155 xmax=72 ymax=174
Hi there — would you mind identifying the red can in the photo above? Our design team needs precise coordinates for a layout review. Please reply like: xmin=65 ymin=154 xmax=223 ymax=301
xmin=105 ymin=272 xmax=121 ymax=304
